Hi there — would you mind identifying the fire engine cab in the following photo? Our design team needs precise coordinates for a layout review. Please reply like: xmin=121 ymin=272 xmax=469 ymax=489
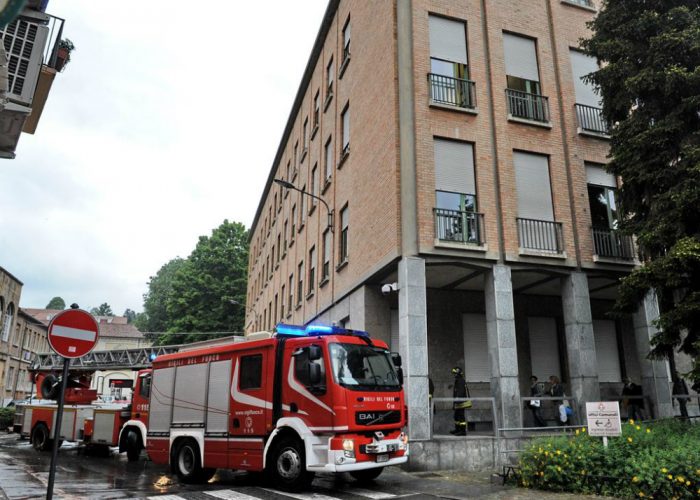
xmin=141 ymin=324 xmax=408 ymax=491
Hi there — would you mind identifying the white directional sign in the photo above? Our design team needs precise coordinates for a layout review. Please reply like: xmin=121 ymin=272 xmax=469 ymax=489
xmin=586 ymin=401 xmax=622 ymax=437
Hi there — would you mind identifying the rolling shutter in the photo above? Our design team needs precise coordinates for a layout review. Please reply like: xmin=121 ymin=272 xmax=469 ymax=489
xmin=593 ymin=320 xmax=621 ymax=383
xmin=586 ymin=163 xmax=616 ymax=188
xmin=173 ymin=364 xmax=207 ymax=424
xmin=150 ymin=367 xmax=175 ymax=432
xmin=514 ymin=152 xmax=553 ymax=221
xmin=463 ymin=313 xmax=490 ymax=382
xmin=570 ymin=50 xmax=600 ymax=107
xmin=528 ymin=317 xmax=561 ymax=381
xmin=434 ymin=139 xmax=476 ymax=195
xmin=429 ymin=15 xmax=467 ymax=64
xmin=206 ymin=360 xmax=232 ymax=433
xmin=503 ymin=33 xmax=539 ymax=81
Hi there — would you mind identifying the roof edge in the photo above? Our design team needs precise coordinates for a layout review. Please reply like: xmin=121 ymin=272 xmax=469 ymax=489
xmin=0 ymin=265 xmax=24 ymax=286
xmin=249 ymin=0 xmax=340 ymax=241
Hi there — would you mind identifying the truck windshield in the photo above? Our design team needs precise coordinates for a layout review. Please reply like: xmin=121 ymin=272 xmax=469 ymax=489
xmin=329 ymin=343 xmax=400 ymax=390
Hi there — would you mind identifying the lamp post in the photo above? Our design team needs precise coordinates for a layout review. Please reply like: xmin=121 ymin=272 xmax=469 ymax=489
xmin=273 ymin=178 xmax=334 ymax=232
xmin=229 ymin=299 xmax=259 ymax=331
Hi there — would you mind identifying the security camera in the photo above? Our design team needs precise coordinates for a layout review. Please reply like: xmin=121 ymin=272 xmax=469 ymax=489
xmin=381 ymin=283 xmax=398 ymax=295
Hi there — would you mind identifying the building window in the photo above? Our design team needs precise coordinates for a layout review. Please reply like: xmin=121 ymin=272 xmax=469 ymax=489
xmin=308 ymin=246 xmax=316 ymax=296
xmin=433 ymin=138 xmax=481 ymax=244
xmin=274 ymin=294 xmax=278 ymax=324
xmin=586 ymin=163 xmax=633 ymax=259
xmin=339 ymin=205 xmax=349 ymax=265
xmin=293 ymin=142 xmax=299 ymax=171
xmin=276 ymin=234 xmax=281 ymax=263
xmin=312 ymin=91 xmax=320 ymax=133
xmin=302 ymin=118 xmax=309 ymax=158
xmin=299 ymin=185 xmax=307 ymax=229
xmin=310 ymin=164 xmax=318 ymax=211
xmin=280 ymin=284 xmax=286 ymax=318
xmin=3 ymin=304 xmax=15 ymax=342
xmin=297 ymin=261 xmax=304 ymax=306
xmin=291 ymin=204 xmax=297 ymax=243
xmin=340 ymin=17 xmax=351 ymax=75
xmin=513 ymin=151 xmax=562 ymax=253
xmin=324 ymin=136 xmax=333 ymax=186
xmin=341 ymin=104 xmax=350 ymax=159
xmin=286 ymin=161 xmax=292 ymax=195
xmin=428 ymin=15 xmax=474 ymax=109
xmin=283 ymin=220 xmax=288 ymax=254
xmin=322 ymin=229 xmax=331 ymax=282
xmin=570 ymin=49 xmax=608 ymax=135
xmin=325 ymin=56 xmax=334 ymax=107
xmin=503 ymin=33 xmax=549 ymax=123
xmin=6 ymin=367 xmax=14 ymax=389
xmin=288 ymin=274 xmax=294 ymax=314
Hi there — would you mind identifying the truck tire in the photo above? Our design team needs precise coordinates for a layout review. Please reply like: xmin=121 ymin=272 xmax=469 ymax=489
xmin=267 ymin=436 xmax=315 ymax=492
xmin=350 ymin=467 xmax=384 ymax=482
xmin=173 ymin=438 xmax=215 ymax=484
xmin=31 ymin=423 xmax=51 ymax=451
xmin=125 ymin=430 xmax=141 ymax=462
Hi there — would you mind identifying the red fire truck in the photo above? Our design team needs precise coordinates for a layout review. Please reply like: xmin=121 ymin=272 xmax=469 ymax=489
xmin=140 ymin=324 xmax=408 ymax=491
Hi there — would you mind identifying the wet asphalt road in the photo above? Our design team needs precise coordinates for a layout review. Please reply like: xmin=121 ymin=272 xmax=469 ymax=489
xmin=0 ymin=433 xmax=602 ymax=500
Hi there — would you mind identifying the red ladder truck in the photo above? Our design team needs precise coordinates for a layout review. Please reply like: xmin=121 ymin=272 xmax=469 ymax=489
xmin=143 ymin=324 xmax=408 ymax=491
xmin=17 ymin=345 xmax=179 ymax=459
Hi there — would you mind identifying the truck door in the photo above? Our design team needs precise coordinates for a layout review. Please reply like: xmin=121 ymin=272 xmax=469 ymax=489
xmin=132 ymin=372 xmax=151 ymax=425
xmin=228 ymin=347 xmax=272 ymax=470
xmin=286 ymin=342 xmax=334 ymax=431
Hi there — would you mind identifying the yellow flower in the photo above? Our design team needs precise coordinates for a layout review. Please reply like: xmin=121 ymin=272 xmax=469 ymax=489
xmin=662 ymin=468 xmax=668 ymax=473
xmin=556 ymin=450 xmax=561 ymax=455
xmin=646 ymin=428 xmax=651 ymax=433
xmin=632 ymin=476 xmax=639 ymax=483
xmin=668 ymin=475 xmax=673 ymax=480
xmin=686 ymin=481 xmax=691 ymax=486
xmin=556 ymin=466 xmax=561 ymax=472
xmin=629 ymin=419 xmax=635 ymax=425
xmin=677 ymin=476 xmax=684 ymax=483
xmin=575 ymin=429 xmax=580 ymax=435
xmin=638 ymin=493 xmax=645 ymax=498
xmin=582 ymin=427 xmax=586 ymax=433
xmin=697 ymin=469 xmax=700 ymax=475
xmin=540 ymin=471 xmax=544 ymax=477
xmin=628 ymin=437 xmax=633 ymax=443
xmin=635 ymin=425 xmax=641 ymax=430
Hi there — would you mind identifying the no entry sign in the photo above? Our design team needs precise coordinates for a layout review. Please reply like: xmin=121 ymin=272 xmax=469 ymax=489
xmin=47 ymin=309 xmax=100 ymax=358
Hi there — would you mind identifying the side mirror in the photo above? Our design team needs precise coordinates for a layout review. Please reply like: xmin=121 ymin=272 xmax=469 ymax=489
xmin=308 ymin=344 xmax=323 ymax=361
xmin=397 ymin=367 xmax=404 ymax=386
xmin=309 ymin=363 xmax=322 ymax=386
xmin=391 ymin=352 xmax=402 ymax=367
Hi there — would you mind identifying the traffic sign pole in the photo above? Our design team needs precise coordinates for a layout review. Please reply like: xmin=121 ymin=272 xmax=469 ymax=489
xmin=46 ymin=357 xmax=70 ymax=500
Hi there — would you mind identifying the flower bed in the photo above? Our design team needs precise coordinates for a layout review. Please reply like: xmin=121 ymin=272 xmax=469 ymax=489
xmin=517 ymin=419 xmax=700 ymax=499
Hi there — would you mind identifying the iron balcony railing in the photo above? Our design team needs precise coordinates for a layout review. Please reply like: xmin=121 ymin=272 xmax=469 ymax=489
xmin=434 ymin=208 xmax=484 ymax=245
xmin=592 ymin=227 xmax=635 ymax=260
xmin=517 ymin=217 xmax=563 ymax=253
xmin=428 ymin=73 xmax=476 ymax=110
xmin=576 ymin=103 xmax=609 ymax=135
xmin=506 ymin=88 xmax=550 ymax=123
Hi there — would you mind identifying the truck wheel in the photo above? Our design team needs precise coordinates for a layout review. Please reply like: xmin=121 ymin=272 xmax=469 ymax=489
xmin=125 ymin=430 xmax=141 ymax=462
xmin=174 ymin=438 xmax=213 ymax=484
xmin=267 ymin=436 xmax=315 ymax=492
xmin=350 ymin=467 xmax=384 ymax=482
xmin=31 ymin=423 xmax=51 ymax=452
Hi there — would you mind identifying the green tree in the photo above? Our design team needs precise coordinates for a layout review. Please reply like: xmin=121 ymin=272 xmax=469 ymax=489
xmin=45 ymin=297 xmax=65 ymax=310
xmin=90 ymin=303 xmax=114 ymax=316
xmin=123 ymin=308 xmax=137 ymax=324
xmin=140 ymin=258 xmax=186 ymax=335
xmin=583 ymin=0 xmax=700 ymax=381
xmin=162 ymin=220 xmax=249 ymax=344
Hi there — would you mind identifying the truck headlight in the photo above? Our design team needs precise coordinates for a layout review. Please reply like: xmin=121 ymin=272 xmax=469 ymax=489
xmin=342 ymin=439 xmax=354 ymax=451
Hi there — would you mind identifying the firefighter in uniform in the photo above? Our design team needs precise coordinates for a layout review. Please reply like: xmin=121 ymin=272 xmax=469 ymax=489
xmin=450 ymin=366 xmax=469 ymax=435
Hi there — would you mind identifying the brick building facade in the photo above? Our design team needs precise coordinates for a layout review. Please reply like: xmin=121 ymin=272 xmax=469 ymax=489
xmin=247 ymin=0 xmax=691 ymax=469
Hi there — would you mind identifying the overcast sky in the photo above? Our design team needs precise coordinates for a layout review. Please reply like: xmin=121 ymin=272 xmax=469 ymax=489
xmin=0 ymin=0 xmax=328 ymax=314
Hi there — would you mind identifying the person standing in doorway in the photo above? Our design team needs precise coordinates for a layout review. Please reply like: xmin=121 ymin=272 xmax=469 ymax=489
xmin=672 ymin=376 xmax=689 ymax=419
xmin=548 ymin=375 xmax=567 ymax=426
xmin=529 ymin=376 xmax=546 ymax=427
xmin=450 ymin=367 xmax=469 ymax=436
xmin=621 ymin=377 xmax=645 ymax=421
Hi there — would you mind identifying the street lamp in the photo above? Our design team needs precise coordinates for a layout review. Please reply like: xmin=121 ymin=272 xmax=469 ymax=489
xmin=273 ymin=178 xmax=334 ymax=233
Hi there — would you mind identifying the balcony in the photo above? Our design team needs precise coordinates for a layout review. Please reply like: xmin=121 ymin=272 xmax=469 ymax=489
xmin=506 ymin=89 xmax=550 ymax=124
xmin=434 ymin=208 xmax=484 ymax=246
xmin=592 ymin=227 xmax=635 ymax=260
xmin=575 ymin=103 xmax=609 ymax=136
xmin=517 ymin=218 xmax=563 ymax=254
xmin=428 ymin=73 xmax=476 ymax=110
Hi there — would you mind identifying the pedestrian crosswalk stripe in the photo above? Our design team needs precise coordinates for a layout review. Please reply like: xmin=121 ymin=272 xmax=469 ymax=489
xmin=204 ymin=490 xmax=262 ymax=500
xmin=260 ymin=488 xmax=342 ymax=500
xmin=148 ymin=495 xmax=187 ymax=500
xmin=343 ymin=488 xmax=396 ymax=499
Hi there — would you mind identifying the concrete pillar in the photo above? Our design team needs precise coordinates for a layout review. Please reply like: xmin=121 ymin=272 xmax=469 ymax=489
xmin=398 ymin=256 xmax=430 ymax=441
xmin=484 ymin=264 xmax=521 ymax=430
xmin=561 ymin=272 xmax=600 ymax=413
xmin=632 ymin=291 xmax=673 ymax=418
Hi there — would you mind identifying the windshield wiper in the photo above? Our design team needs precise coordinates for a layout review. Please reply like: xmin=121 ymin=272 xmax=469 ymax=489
xmin=366 ymin=410 xmax=395 ymax=426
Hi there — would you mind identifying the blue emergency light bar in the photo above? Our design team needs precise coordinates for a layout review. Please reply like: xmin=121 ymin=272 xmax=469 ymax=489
xmin=275 ymin=323 xmax=369 ymax=338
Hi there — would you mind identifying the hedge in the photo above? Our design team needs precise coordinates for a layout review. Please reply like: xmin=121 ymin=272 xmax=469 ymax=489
xmin=518 ymin=419 xmax=700 ymax=499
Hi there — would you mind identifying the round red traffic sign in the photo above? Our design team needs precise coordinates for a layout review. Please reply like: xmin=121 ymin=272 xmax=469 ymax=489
xmin=47 ymin=309 xmax=100 ymax=358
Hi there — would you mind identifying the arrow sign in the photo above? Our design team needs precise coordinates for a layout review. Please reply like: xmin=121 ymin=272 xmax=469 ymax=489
xmin=47 ymin=309 xmax=100 ymax=358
